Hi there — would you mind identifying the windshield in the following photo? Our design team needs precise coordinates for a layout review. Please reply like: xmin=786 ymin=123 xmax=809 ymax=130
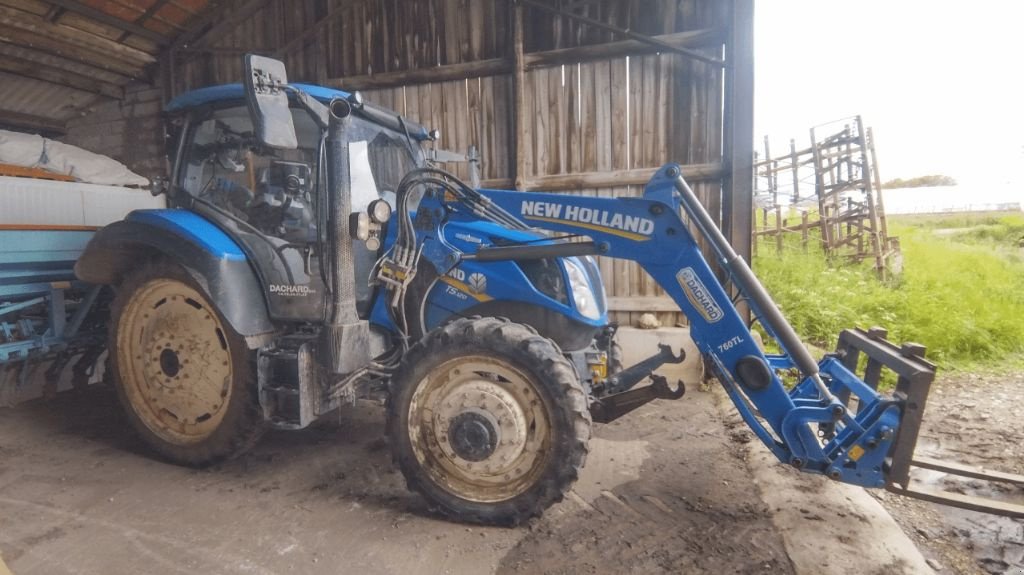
xmin=177 ymin=103 xmax=421 ymax=241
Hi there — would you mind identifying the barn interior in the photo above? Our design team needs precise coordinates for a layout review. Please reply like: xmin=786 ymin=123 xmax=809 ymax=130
xmin=0 ymin=0 xmax=753 ymax=325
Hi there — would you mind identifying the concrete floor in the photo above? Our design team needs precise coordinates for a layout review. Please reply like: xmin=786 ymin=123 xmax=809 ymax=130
xmin=0 ymin=329 xmax=932 ymax=574
xmin=0 ymin=381 xmax=800 ymax=574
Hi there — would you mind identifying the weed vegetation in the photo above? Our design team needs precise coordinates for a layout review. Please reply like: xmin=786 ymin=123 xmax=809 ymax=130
xmin=754 ymin=212 xmax=1024 ymax=371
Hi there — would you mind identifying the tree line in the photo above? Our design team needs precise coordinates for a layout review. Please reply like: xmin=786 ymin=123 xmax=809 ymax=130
xmin=881 ymin=175 xmax=958 ymax=189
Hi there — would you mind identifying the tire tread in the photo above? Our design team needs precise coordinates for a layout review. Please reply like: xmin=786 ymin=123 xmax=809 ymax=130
xmin=386 ymin=317 xmax=591 ymax=526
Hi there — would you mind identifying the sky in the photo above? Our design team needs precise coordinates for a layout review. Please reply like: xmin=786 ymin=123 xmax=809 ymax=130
xmin=754 ymin=1 xmax=1024 ymax=187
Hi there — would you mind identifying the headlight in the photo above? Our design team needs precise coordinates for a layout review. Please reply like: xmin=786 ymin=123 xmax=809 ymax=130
xmin=579 ymin=255 xmax=607 ymax=312
xmin=368 ymin=198 xmax=392 ymax=223
xmin=518 ymin=259 xmax=567 ymax=305
xmin=564 ymin=259 xmax=601 ymax=320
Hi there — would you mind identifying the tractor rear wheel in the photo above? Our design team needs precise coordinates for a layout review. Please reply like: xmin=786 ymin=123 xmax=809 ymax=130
xmin=387 ymin=317 xmax=591 ymax=525
xmin=109 ymin=260 xmax=264 ymax=466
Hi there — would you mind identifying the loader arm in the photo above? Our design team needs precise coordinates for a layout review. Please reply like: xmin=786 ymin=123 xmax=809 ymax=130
xmin=435 ymin=163 xmax=1024 ymax=517
xmin=469 ymin=164 xmax=886 ymax=485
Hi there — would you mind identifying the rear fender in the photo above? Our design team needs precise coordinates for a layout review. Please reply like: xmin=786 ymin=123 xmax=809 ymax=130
xmin=75 ymin=210 xmax=276 ymax=344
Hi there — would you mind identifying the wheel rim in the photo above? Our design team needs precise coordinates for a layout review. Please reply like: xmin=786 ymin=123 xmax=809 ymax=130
xmin=408 ymin=355 xmax=552 ymax=503
xmin=116 ymin=278 xmax=233 ymax=445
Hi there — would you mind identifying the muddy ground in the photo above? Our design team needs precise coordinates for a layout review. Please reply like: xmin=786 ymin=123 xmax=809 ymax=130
xmin=4 ymin=367 xmax=1019 ymax=574
xmin=878 ymin=371 xmax=1024 ymax=575
xmin=0 ymin=381 xmax=792 ymax=575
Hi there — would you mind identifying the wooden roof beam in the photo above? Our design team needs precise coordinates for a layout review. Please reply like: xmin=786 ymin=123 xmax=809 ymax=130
xmin=43 ymin=0 xmax=169 ymax=44
xmin=116 ymin=0 xmax=173 ymax=42
xmin=134 ymin=0 xmax=175 ymax=26
xmin=524 ymin=28 xmax=723 ymax=68
xmin=519 ymin=0 xmax=725 ymax=67
xmin=326 ymin=28 xmax=722 ymax=91
xmin=0 ymin=110 xmax=67 ymax=135
xmin=0 ymin=40 xmax=133 ymax=85
xmin=0 ymin=25 xmax=146 ymax=79
xmin=45 ymin=5 xmax=66 ymax=23
xmin=0 ymin=5 xmax=155 ymax=68
xmin=0 ymin=53 xmax=124 ymax=99
xmin=172 ymin=0 xmax=275 ymax=50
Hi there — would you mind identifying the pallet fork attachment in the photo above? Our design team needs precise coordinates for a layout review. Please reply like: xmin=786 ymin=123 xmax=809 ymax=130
xmin=835 ymin=327 xmax=1024 ymax=518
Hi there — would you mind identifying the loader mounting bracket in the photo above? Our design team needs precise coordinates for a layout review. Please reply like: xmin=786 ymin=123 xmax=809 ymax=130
xmin=590 ymin=374 xmax=685 ymax=424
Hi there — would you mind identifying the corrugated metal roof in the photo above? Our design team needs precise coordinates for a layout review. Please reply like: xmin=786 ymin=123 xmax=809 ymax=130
xmin=0 ymin=73 xmax=104 ymax=125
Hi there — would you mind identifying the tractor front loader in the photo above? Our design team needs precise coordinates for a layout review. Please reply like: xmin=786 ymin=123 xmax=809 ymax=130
xmin=75 ymin=55 xmax=1023 ymax=525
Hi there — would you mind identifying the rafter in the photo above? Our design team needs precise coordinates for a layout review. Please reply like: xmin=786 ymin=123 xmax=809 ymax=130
xmin=519 ymin=0 xmax=724 ymax=67
xmin=0 ymin=110 xmax=67 ymax=135
xmin=134 ymin=0 xmax=174 ymax=25
xmin=0 ymin=40 xmax=133 ymax=85
xmin=42 ymin=0 xmax=168 ymax=44
xmin=0 ymin=25 xmax=145 ymax=79
xmin=0 ymin=53 xmax=123 ymax=98
xmin=0 ymin=5 xmax=155 ymax=67
xmin=172 ymin=0 xmax=274 ymax=50
xmin=116 ymin=0 xmax=174 ymax=42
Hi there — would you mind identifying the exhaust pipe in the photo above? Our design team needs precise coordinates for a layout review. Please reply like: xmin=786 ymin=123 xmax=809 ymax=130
xmin=319 ymin=98 xmax=370 ymax=374
xmin=325 ymin=98 xmax=356 ymax=326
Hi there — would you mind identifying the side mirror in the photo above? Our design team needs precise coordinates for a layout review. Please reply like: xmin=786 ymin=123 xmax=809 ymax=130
xmin=242 ymin=54 xmax=297 ymax=150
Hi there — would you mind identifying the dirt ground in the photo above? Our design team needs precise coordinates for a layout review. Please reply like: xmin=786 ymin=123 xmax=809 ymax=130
xmin=0 ymin=381 xmax=792 ymax=575
xmin=878 ymin=371 xmax=1024 ymax=575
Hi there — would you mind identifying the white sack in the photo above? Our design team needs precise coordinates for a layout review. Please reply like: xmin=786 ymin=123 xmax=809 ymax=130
xmin=0 ymin=130 xmax=46 ymax=167
xmin=0 ymin=128 xmax=149 ymax=187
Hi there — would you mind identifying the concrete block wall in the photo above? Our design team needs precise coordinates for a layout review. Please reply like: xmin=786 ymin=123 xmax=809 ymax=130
xmin=62 ymin=83 xmax=166 ymax=182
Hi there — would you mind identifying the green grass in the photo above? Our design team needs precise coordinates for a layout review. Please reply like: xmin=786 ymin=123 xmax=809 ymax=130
xmin=753 ymin=212 xmax=1024 ymax=371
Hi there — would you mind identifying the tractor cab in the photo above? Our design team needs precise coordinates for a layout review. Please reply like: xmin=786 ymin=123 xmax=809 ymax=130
xmin=162 ymin=84 xmax=427 ymax=321
xmin=156 ymin=80 xmax=610 ymax=355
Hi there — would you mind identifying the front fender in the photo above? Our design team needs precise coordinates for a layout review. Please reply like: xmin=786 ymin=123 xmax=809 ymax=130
xmin=75 ymin=209 xmax=275 ymax=340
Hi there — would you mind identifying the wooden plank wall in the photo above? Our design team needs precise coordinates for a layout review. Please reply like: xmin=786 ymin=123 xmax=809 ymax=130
xmin=170 ymin=0 xmax=727 ymax=327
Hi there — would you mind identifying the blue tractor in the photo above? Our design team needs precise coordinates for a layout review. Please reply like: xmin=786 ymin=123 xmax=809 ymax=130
xmin=75 ymin=56 xmax=1023 ymax=524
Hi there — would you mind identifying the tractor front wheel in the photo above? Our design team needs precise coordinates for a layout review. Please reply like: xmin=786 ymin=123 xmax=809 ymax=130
xmin=109 ymin=260 xmax=264 ymax=466
xmin=387 ymin=317 xmax=591 ymax=525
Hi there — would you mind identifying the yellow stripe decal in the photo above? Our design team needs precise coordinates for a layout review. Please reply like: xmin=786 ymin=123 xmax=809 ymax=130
xmin=440 ymin=277 xmax=493 ymax=302
xmin=522 ymin=215 xmax=652 ymax=242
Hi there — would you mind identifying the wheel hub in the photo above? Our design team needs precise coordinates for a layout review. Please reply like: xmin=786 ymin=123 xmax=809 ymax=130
xmin=448 ymin=410 xmax=500 ymax=462
xmin=407 ymin=357 xmax=553 ymax=503
xmin=159 ymin=348 xmax=181 ymax=378
xmin=117 ymin=278 xmax=233 ymax=445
